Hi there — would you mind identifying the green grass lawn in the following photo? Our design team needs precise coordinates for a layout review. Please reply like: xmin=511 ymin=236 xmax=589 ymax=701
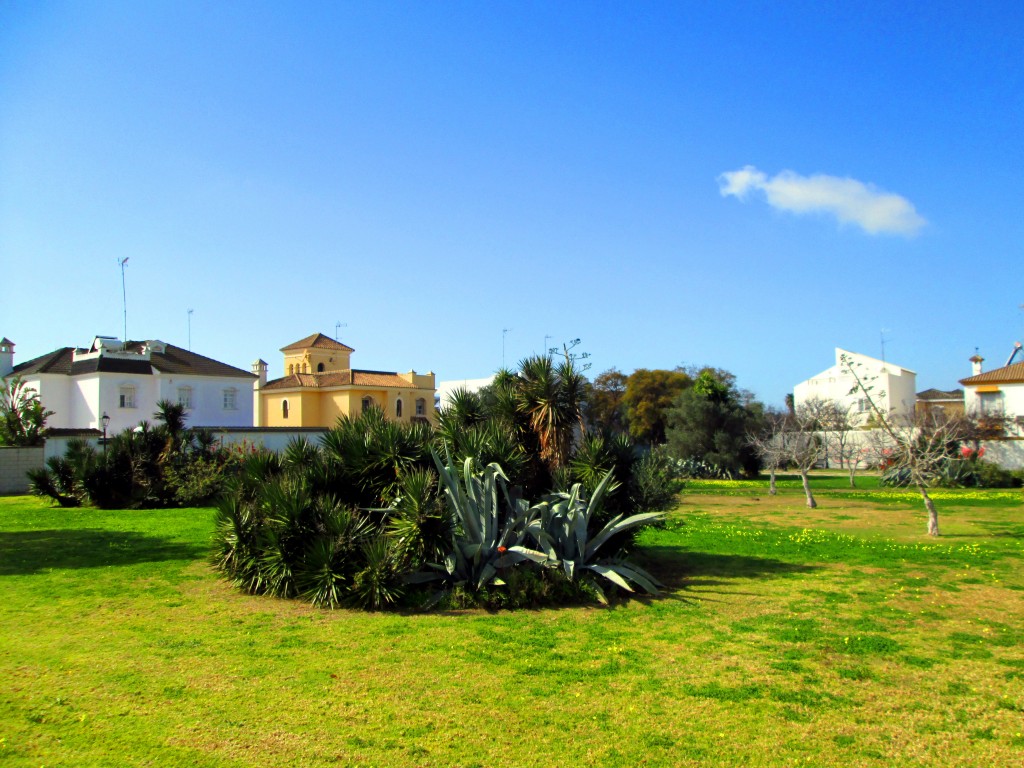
xmin=2 ymin=478 xmax=1023 ymax=767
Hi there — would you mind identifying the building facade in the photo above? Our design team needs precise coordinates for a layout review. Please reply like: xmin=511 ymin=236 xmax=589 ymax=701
xmin=793 ymin=347 xmax=917 ymax=424
xmin=256 ymin=333 xmax=436 ymax=427
xmin=960 ymin=353 xmax=1024 ymax=434
xmin=3 ymin=336 xmax=255 ymax=433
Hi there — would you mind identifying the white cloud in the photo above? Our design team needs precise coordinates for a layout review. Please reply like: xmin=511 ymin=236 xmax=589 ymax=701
xmin=718 ymin=165 xmax=926 ymax=236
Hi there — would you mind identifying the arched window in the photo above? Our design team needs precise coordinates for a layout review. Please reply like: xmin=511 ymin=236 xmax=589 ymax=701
xmin=282 ymin=399 xmax=289 ymax=419
xmin=415 ymin=398 xmax=426 ymax=416
xmin=396 ymin=399 xmax=403 ymax=418
xmin=288 ymin=364 xmax=294 ymax=375
xmin=317 ymin=362 xmax=325 ymax=373
xmin=362 ymin=396 xmax=373 ymax=413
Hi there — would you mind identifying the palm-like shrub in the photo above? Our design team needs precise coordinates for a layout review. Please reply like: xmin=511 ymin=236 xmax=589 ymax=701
xmin=31 ymin=402 xmax=241 ymax=509
xmin=212 ymin=465 xmax=387 ymax=608
xmin=387 ymin=468 xmax=454 ymax=564
xmin=319 ymin=407 xmax=434 ymax=507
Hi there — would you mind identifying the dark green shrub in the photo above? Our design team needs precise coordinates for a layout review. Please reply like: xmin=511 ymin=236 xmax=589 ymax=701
xmin=974 ymin=460 xmax=1021 ymax=488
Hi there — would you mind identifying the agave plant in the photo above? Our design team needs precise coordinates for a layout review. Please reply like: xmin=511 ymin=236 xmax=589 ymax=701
xmin=425 ymin=454 xmax=548 ymax=593
xmin=527 ymin=469 xmax=663 ymax=602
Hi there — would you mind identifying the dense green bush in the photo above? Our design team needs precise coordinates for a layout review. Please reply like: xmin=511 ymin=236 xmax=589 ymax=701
xmin=881 ymin=457 xmax=1022 ymax=490
xmin=973 ymin=460 xmax=1022 ymax=489
xmin=28 ymin=402 xmax=241 ymax=509
xmin=213 ymin=445 xmax=666 ymax=611
xmin=208 ymin=355 xmax=676 ymax=610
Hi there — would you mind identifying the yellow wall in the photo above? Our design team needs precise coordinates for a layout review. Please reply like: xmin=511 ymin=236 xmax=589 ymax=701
xmin=259 ymin=385 xmax=436 ymax=428
xmin=261 ymin=390 xmax=324 ymax=427
xmin=283 ymin=348 xmax=352 ymax=376
xmin=261 ymin=343 xmax=436 ymax=427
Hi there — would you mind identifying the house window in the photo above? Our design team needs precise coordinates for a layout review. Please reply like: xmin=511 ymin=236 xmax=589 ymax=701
xmin=415 ymin=398 xmax=426 ymax=416
xmin=857 ymin=398 xmax=871 ymax=413
xmin=288 ymin=364 xmax=294 ymax=375
xmin=979 ymin=392 xmax=1004 ymax=416
xmin=119 ymin=385 xmax=136 ymax=409
xmin=362 ymin=396 xmax=373 ymax=413
xmin=223 ymin=388 xmax=237 ymax=410
xmin=177 ymin=386 xmax=193 ymax=409
xmin=317 ymin=362 xmax=325 ymax=373
xmin=282 ymin=399 xmax=289 ymax=419
xmin=396 ymin=399 xmax=403 ymax=418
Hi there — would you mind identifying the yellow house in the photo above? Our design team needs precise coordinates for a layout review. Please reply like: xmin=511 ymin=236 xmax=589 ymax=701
xmin=255 ymin=333 xmax=436 ymax=427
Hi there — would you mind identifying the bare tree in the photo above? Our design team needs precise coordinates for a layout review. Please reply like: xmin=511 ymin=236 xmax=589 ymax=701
xmin=840 ymin=353 xmax=968 ymax=536
xmin=748 ymin=409 xmax=790 ymax=495
xmin=788 ymin=401 xmax=828 ymax=508
xmin=821 ymin=401 xmax=863 ymax=487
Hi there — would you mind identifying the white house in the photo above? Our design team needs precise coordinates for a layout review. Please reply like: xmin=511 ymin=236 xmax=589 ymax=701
xmin=436 ymin=375 xmax=496 ymax=410
xmin=1 ymin=336 xmax=256 ymax=434
xmin=960 ymin=352 xmax=1024 ymax=431
xmin=793 ymin=347 xmax=917 ymax=424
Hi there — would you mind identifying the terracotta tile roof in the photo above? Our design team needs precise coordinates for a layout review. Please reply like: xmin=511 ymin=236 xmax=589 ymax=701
xmin=9 ymin=342 xmax=253 ymax=380
xmin=352 ymin=370 xmax=409 ymax=387
xmin=960 ymin=361 xmax=1024 ymax=386
xmin=280 ymin=333 xmax=355 ymax=353
xmin=916 ymin=388 xmax=964 ymax=401
xmin=263 ymin=369 xmax=420 ymax=391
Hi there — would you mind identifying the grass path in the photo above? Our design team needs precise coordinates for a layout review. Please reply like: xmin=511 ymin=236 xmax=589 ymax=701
xmin=1 ymin=481 xmax=1022 ymax=767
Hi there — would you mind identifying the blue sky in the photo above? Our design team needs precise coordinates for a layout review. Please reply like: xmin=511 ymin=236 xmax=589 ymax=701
xmin=2 ymin=1 xmax=1022 ymax=404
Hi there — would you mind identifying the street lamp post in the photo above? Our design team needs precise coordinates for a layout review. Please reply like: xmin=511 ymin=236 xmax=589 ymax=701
xmin=101 ymin=412 xmax=110 ymax=454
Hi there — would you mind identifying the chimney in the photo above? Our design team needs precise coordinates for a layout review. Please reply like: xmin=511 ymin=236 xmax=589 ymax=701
xmin=252 ymin=359 xmax=268 ymax=388
xmin=0 ymin=338 xmax=14 ymax=378
xmin=969 ymin=354 xmax=984 ymax=376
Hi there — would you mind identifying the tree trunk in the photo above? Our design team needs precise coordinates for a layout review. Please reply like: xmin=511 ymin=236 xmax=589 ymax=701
xmin=918 ymin=483 xmax=939 ymax=536
xmin=800 ymin=470 xmax=816 ymax=508
xmin=848 ymin=465 xmax=857 ymax=488
xmin=769 ymin=468 xmax=777 ymax=496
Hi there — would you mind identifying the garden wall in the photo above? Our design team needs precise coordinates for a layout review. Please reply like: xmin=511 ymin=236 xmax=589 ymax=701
xmin=203 ymin=427 xmax=329 ymax=453
xmin=0 ymin=446 xmax=44 ymax=494
xmin=979 ymin=439 xmax=1024 ymax=470
xmin=43 ymin=428 xmax=329 ymax=462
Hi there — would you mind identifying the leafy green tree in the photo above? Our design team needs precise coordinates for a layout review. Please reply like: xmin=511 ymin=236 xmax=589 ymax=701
xmin=666 ymin=370 xmax=764 ymax=477
xmin=0 ymin=376 xmax=53 ymax=446
xmin=586 ymin=368 xmax=629 ymax=434
xmin=622 ymin=368 xmax=691 ymax=444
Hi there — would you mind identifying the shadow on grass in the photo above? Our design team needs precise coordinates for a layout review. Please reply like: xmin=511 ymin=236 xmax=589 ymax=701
xmin=0 ymin=529 xmax=206 ymax=576
xmin=638 ymin=547 xmax=819 ymax=591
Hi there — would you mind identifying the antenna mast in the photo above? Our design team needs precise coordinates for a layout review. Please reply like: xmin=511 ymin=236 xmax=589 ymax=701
xmin=119 ymin=257 xmax=130 ymax=341
xmin=502 ymin=328 xmax=512 ymax=368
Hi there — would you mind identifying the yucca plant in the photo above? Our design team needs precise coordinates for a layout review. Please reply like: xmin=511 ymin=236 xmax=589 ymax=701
xmin=527 ymin=469 xmax=663 ymax=603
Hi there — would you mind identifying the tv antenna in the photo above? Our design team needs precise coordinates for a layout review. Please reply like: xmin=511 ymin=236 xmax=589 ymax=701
xmin=118 ymin=257 xmax=130 ymax=341
xmin=187 ymin=309 xmax=194 ymax=350
xmin=335 ymin=321 xmax=347 ymax=341
xmin=502 ymin=327 xmax=512 ymax=368
xmin=880 ymin=328 xmax=891 ymax=362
